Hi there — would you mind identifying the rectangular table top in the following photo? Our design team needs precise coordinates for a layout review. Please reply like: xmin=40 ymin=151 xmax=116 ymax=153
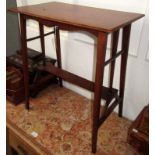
xmin=9 ymin=2 xmax=144 ymax=33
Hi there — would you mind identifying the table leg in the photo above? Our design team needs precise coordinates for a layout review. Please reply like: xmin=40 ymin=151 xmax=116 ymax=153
xmin=54 ymin=26 xmax=63 ymax=87
xmin=10 ymin=147 xmax=18 ymax=155
xmin=39 ymin=23 xmax=46 ymax=66
xmin=109 ymin=30 xmax=119 ymax=89
xmin=119 ymin=24 xmax=131 ymax=117
xmin=92 ymin=32 xmax=107 ymax=153
xmin=20 ymin=14 xmax=29 ymax=110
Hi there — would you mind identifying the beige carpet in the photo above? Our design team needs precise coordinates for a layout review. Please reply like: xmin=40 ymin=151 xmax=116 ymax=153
xmin=7 ymin=85 xmax=140 ymax=155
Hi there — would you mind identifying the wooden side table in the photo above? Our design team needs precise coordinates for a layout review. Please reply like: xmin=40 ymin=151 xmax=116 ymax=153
xmin=8 ymin=2 xmax=144 ymax=153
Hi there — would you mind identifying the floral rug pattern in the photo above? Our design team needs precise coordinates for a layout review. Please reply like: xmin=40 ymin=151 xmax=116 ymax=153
xmin=7 ymin=85 xmax=140 ymax=155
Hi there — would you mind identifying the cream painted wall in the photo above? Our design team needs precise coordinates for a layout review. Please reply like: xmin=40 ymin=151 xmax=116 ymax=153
xmin=17 ymin=0 xmax=149 ymax=120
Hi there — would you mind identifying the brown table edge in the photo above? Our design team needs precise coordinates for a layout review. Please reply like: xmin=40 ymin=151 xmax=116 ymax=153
xmin=8 ymin=7 xmax=145 ymax=33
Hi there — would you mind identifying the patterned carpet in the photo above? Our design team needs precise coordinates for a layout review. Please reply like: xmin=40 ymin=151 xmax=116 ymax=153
xmin=7 ymin=85 xmax=140 ymax=155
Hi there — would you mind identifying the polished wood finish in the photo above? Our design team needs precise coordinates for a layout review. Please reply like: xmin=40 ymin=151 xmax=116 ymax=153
xmin=92 ymin=32 xmax=107 ymax=153
xmin=39 ymin=23 xmax=46 ymax=65
xmin=39 ymin=62 xmax=118 ymax=102
xmin=20 ymin=14 xmax=29 ymax=110
xmin=104 ymin=50 xmax=124 ymax=66
xmin=39 ymin=62 xmax=93 ymax=91
xmin=9 ymin=2 xmax=144 ymax=33
xmin=109 ymin=30 xmax=120 ymax=89
xmin=27 ymin=31 xmax=54 ymax=42
xmin=54 ymin=26 xmax=63 ymax=87
xmin=25 ymin=14 xmax=98 ymax=37
xmin=119 ymin=24 xmax=131 ymax=117
xmin=8 ymin=2 xmax=144 ymax=153
xmin=99 ymin=98 xmax=122 ymax=127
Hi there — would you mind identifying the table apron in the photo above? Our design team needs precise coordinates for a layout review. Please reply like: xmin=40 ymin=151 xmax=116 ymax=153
xmin=23 ymin=14 xmax=108 ymax=36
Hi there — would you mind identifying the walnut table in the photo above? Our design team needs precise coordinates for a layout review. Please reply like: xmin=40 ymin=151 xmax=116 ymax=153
xmin=9 ymin=2 xmax=144 ymax=153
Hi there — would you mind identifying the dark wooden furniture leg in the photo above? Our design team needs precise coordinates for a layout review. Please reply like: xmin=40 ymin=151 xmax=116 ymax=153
xmin=39 ymin=23 xmax=46 ymax=65
xmin=20 ymin=14 xmax=29 ymax=110
xmin=10 ymin=147 xmax=18 ymax=155
xmin=92 ymin=32 xmax=107 ymax=153
xmin=109 ymin=30 xmax=119 ymax=89
xmin=119 ymin=24 xmax=131 ymax=117
xmin=54 ymin=26 xmax=63 ymax=87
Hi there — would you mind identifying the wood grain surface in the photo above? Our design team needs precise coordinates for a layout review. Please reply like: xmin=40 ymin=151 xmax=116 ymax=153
xmin=8 ymin=2 xmax=144 ymax=32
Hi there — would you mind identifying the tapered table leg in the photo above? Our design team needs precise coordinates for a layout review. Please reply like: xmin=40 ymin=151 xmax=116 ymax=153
xmin=54 ymin=26 xmax=63 ymax=87
xmin=109 ymin=30 xmax=119 ymax=89
xmin=119 ymin=24 xmax=131 ymax=117
xmin=20 ymin=14 xmax=29 ymax=110
xmin=92 ymin=32 xmax=107 ymax=153
xmin=39 ymin=23 xmax=46 ymax=65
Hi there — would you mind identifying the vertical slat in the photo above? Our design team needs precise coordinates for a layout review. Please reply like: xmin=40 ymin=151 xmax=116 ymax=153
xmin=109 ymin=30 xmax=120 ymax=89
xmin=119 ymin=24 xmax=131 ymax=117
xmin=39 ymin=23 xmax=46 ymax=65
xmin=54 ymin=26 xmax=63 ymax=87
xmin=20 ymin=14 xmax=29 ymax=110
xmin=92 ymin=32 xmax=107 ymax=153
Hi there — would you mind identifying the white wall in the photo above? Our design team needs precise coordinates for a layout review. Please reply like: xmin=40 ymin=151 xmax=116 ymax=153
xmin=17 ymin=0 xmax=149 ymax=120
